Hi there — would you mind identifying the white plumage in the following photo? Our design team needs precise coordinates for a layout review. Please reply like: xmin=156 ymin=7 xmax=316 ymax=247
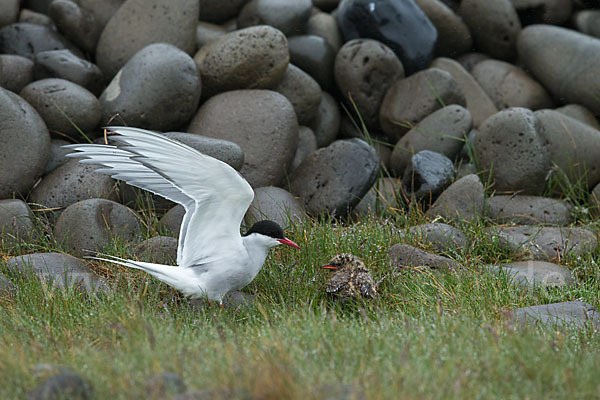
xmin=65 ymin=127 xmax=299 ymax=303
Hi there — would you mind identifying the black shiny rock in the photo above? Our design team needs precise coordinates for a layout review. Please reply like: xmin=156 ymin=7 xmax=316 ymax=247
xmin=335 ymin=0 xmax=437 ymax=74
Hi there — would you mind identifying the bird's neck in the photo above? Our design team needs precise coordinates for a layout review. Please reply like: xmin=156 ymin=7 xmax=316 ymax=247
xmin=242 ymin=235 xmax=272 ymax=276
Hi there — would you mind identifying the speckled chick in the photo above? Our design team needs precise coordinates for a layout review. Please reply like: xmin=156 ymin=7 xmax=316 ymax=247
xmin=323 ymin=253 xmax=377 ymax=301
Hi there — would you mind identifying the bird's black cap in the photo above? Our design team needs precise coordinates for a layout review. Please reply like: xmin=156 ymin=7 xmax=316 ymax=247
xmin=244 ymin=220 xmax=285 ymax=239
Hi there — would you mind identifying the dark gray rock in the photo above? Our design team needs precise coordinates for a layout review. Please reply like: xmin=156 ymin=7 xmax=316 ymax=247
xmin=512 ymin=0 xmax=572 ymax=25
xmin=273 ymin=64 xmax=322 ymax=125
xmin=44 ymin=138 xmax=72 ymax=174
xmin=0 ymin=22 xmax=82 ymax=60
xmin=6 ymin=252 xmax=107 ymax=293
xmin=0 ymin=88 xmax=51 ymax=199
xmin=162 ymin=132 xmax=244 ymax=171
xmin=458 ymin=0 xmax=521 ymax=60
xmin=415 ymin=0 xmax=472 ymax=58
xmin=474 ymin=108 xmax=550 ymax=195
xmin=0 ymin=273 xmax=14 ymax=295
xmin=309 ymin=92 xmax=340 ymax=147
xmin=194 ymin=25 xmax=289 ymax=97
xmin=96 ymin=0 xmax=198 ymax=77
xmin=574 ymin=10 xmax=600 ymax=39
xmin=245 ymin=186 xmax=307 ymax=229
xmin=195 ymin=21 xmax=227 ymax=48
xmin=485 ymin=226 xmax=598 ymax=260
xmin=237 ymin=0 xmax=312 ymax=36
xmin=555 ymin=104 xmax=600 ymax=130
xmin=486 ymin=195 xmax=572 ymax=225
xmin=404 ymin=223 xmax=468 ymax=253
xmin=389 ymin=243 xmax=460 ymax=271
xmin=517 ymin=25 xmax=600 ymax=115
xmin=18 ymin=9 xmax=55 ymax=27
xmin=353 ymin=177 xmax=404 ymax=215
xmin=471 ymin=60 xmax=554 ymax=110
xmin=0 ymin=199 xmax=35 ymax=244
xmin=54 ymin=199 xmax=141 ymax=257
xmin=288 ymin=35 xmax=336 ymax=90
xmin=199 ymin=0 xmax=249 ymax=23
xmin=0 ymin=0 xmax=19 ymax=28
xmin=402 ymin=150 xmax=455 ymax=201
xmin=307 ymin=12 xmax=342 ymax=52
xmin=27 ymin=373 xmax=93 ymax=400
xmin=430 ymin=57 xmax=497 ymax=128
xmin=133 ymin=236 xmax=178 ymax=265
xmin=390 ymin=105 xmax=472 ymax=175
xmin=159 ymin=205 xmax=185 ymax=237
xmin=0 ymin=54 xmax=34 ymax=92
xmin=188 ymin=90 xmax=298 ymax=188
xmin=145 ymin=372 xmax=187 ymax=398
xmin=33 ymin=50 xmax=105 ymax=95
xmin=289 ymin=139 xmax=379 ymax=217
xmin=313 ymin=0 xmax=339 ymax=11
xmin=488 ymin=261 xmax=572 ymax=288
xmin=425 ymin=174 xmax=484 ymax=222
xmin=20 ymin=78 xmax=101 ymax=135
xmin=507 ymin=300 xmax=600 ymax=329
xmin=336 ymin=0 xmax=437 ymax=74
xmin=292 ymin=126 xmax=318 ymax=171
xmin=380 ymin=68 xmax=466 ymax=141
xmin=456 ymin=52 xmax=490 ymax=72
xmin=30 ymin=159 xmax=118 ymax=211
xmin=334 ymin=39 xmax=405 ymax=131
xmin=100 ymin=43 xmax=201 ymax=131
xmin=535 ymin=110 xmax=600 ymax=191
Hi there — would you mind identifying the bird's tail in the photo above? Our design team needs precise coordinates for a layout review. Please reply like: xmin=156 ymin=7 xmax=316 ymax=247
xmin=86 ymin=252 xmax=189 ymax=290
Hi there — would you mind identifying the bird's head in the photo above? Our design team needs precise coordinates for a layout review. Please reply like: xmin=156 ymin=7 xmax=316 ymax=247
xmin=322 ymin=253 xmax=364 ymax=271
xmin=244 ymin=220 xmax=300 ymax=249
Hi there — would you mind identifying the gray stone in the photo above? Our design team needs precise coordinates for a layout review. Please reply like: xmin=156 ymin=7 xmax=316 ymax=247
xmin=535 ymin=110 xmax=600 ymax=190
xmin=456 ymin=162 xmax=477 ymax=180
xmin=54 ymin=199 xmax=141 ymax=257
xmin=0 ymin=22 xmax=82 ymax=60
xmin=0 ymin=273 xmax=14 ymax=295
xmin=19 ymin=9 xmax=55 ymax=27
xmin=194 ymin=25 xmax=289 ymax=97
xmin=488 ymin=261 xmax=572 ymax=288
xmin=20 ymin=78 xmax=101 ymax=135
xmin=380 ymin=68 xmax=466 ymax=141
xmin=273 ymin=64 xmax=322 ymax=125
xmin=100 ymin=43 xmax=201 ymax=131
xmin=574 ymin=10 xmax=600 ymax=39
xmin=404 ymin=223 xmax=468 ymax=253
xmin=27 ymin=373 xmax=93 ymax=400
xmin=96 ymin=0 xmax=198 ymax=78
xmin=292 ymin=126 xmax=318 ymax=171
xmin=456 ymin=52 xmax=490 ymax=72
xmin=0 ymin=54 xmax=34 ymax=93
xmin=507 ymin=300 xmax=600 ymax=329
xmin=486 ymin=195 xmax=572 ymax=225
xmin=390 ymin=105 xmax=472 ymax=175
xmin=511 ymin=0 xmax=572 ymax=25
xmin=430 ymin=57 xmax=498 ymax=128
xmin=188 ymin=90 xmax=298 ymax=188
xmin=307 ymin=12 xmax=342 ymax=52
xmin=48 ymin=0 xmax=106 ymax=53
xmin=334 ymin=38 xmax=404 ymax=131
xmin=309 ymin=92 xmax=340 ymax=147
xmin=517 ymin=25 xmax=600 ymax=115
xmin=555 ymin=104 xmax=600 ymax=131
xmin=474 ymin=108 xmax=550 ymax=195
xmin=195 ymin=21 xmax=227 ymax=48
xmin=353 ymin=177 xmax=404 ymax=215
xmin=425 ymin=174 xmax=484 ymax=222
xmin=237 ymin=0 xmax=312 ymax=36
xmin=133 ymin=236 xmax=178 ymax=265
xmin=471 ymin=60 xmax=554 ymax=110
xmin=0 ymin=0 xmax=19 ymax=28
xmin=0 ymin=199 xmax=35 ymax=245
xmin=288 ymin=35 xmax=336 ymax=90
xmin=0 ymin=88 xmax=51 ymax=199
xmin=162 ymin=132 xmax=245 ymax=171
xmin=159 ymin=205 xmax=185 ymax=237
xmin=458 ymin=0 xmax=521 ymax=60
xmin=145 ymin=373 xmax=187 ymax=398
xmin=199 ymin=0 xmax=249 ymax=23
xmin=245 ymin=186 xmax=306 ymax=229
xmin=485 ymin=225 xmax=598 ymax=260
xmin=289 ymin=139 xmax=379 ymax=217
xmin=6 ymin=252 xmax=107 ymax=293
xmin=30 ymin=159 xmax=118 ymax=211
xmin=44 ymin=139 xmax=72 ymax=174
xmin=402 ymin=150 xmax=455 ymax=201
xmin=415 ymin=0 xmax=473 ymax=58
xmin=388 ymin=243 xmax=460 ymax=271
xmin=33 ymin=50 xmax=105 ymax=95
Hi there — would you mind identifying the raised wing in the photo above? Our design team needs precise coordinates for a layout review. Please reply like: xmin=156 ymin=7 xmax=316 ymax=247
xmin=65 ymin=127 xmax=254 ymax=267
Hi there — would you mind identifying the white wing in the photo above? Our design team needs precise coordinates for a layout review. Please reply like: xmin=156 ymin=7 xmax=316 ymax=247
xmin=65 ymin=127 xmax=254 ymax=267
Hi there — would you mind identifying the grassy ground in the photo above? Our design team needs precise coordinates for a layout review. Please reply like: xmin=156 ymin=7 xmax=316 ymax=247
xmin=1 ymin=204 xmax=600 ymax=399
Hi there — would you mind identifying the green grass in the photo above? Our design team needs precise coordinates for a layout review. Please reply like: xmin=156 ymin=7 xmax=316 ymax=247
xmin=1 ymin=207 xmax=600 ymax=399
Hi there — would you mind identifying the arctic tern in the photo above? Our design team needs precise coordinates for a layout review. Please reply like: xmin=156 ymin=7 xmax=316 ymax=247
xmin=65 ymin=127 xmax=300 ymax=304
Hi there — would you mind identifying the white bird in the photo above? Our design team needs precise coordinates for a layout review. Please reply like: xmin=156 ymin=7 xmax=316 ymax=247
xmin=65 ymin=127 xmax=300 ymax=304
